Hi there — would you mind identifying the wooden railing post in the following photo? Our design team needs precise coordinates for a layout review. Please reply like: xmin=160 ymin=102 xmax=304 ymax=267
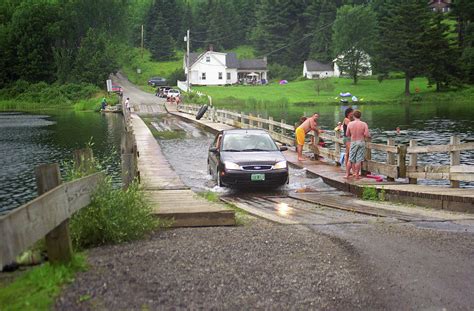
xmin=241 ymin=111 xmax=246 ymax=128
xmin=249 ymin=113 xmax=254 ymax=128
xmin=73 ymin=148 xmax=94 ymax=174
xmin=450 ymin=136 xmax=460 ymax=188
xmin=334 ymin=131 xmax=341 ymax=166
xmin=386 ymin=138 xmax=396 ymax=182
xmin=257 ymin=114 xmax=263 ymax=129
xmin=408 ymin=140 xmax=418 ymax=184
xmin=362 ymin=138 xmax=372 ymax=176
xmin=280 ymin=119 xmax=285 ymax=142
xmin=35 ymin=163 xmax=73 ymax=264
xmin=268 ymin=116 xmax=274 ymax=133
xmin=121 ymin=129 xmax=137 ymax=189
xmin=398 ymin=145 xmax=407 ymax=178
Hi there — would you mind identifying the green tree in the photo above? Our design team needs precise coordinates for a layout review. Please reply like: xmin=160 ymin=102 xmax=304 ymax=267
xmin=10 ymin=2 xmax=60 ymax=82
xmin=375 ymin=0 xmax=431 ymax=96
xmin=307 ymin=0 xmax=339 ymax=62
xmin=332 ymin=5 xmax=377 ymax=84
xmin=425 ymin=12 xmax=461 ymax=91
xmin=73 ymin=29 xmax=118 ymax=86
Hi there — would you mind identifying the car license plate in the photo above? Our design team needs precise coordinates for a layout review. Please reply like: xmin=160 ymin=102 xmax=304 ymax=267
xmin=251 ymin=174 xmax=265 ymax=181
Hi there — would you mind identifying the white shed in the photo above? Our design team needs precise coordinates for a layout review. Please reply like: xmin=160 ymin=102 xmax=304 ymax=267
xmin=303 ymin=61 xmax=335 ymax=79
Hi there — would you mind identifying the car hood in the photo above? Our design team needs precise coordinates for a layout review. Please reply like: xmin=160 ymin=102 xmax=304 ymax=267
xmin=221 ymin=151 xmax=286 ymax=165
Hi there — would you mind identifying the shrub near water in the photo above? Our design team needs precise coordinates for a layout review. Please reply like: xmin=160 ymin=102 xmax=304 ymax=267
xmin=70 ymin=179 xmax=158 ymax=249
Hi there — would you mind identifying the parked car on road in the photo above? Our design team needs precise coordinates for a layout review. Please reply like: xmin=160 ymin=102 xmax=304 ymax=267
xmin=111 ymin=84 xmax=123 ymax=96
xmin=148 ymin=77 xmax=167 ymax=87
xmin=208 ymin=129 xmax=289 ymax=188
xmin=167 ymin=89 xmax=181 ymax=99
xmin=156 ymin=86 xmax=172 ymax=97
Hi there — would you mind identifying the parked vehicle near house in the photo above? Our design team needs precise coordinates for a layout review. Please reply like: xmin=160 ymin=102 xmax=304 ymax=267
xmin=148 ymin=77 xmax=167 ymax=87
xmin=207 ymin=129 xmax=289 ymax=188
xmin=167 ymin=89 xmax=181 ymax=99
xmin=156 ymin=86 xmax=172 ymax=97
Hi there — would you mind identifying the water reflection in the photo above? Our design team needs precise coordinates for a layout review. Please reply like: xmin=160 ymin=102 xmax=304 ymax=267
xmin=0 ymin=112 xmax=123 ymax=213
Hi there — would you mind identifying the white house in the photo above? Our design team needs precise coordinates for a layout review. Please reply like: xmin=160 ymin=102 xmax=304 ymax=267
xmin=184 ymin=49 xmax=268 ymax=86
xmin=303 ymin=61 xmax=335 ymax=79
xmin=333 ymin=51 xmax=372 ymax=77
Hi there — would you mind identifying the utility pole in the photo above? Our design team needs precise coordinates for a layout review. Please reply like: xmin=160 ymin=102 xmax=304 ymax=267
xmin=186 ymin=29 xmax=190 ymax=92
xmin=141 ymin=24 xmax=144 ymax=59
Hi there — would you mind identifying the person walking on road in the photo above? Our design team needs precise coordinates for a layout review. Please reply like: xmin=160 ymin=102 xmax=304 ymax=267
xmin=295 ymin=113 xmax=320 ymax=161
xmin=125 ymin=97 xmax=130 ymax=112
xmin=345 ymin=110 xmax=370 ymax=179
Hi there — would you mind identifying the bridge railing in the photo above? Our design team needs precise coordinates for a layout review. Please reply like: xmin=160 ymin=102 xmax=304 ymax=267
xmin=176 ymin=104 xmax=474 ymax=187
xmin=0 ymin=149 xmax=103 ymax=268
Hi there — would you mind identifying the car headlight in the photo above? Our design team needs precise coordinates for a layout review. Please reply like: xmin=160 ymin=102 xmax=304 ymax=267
xmin=273 ymin=161 xmax=287 ymax=169
xmin=224 ymin=161 xmax=241 ymax=170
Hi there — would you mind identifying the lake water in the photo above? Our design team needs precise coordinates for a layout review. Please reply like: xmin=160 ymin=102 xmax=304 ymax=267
xmin=0 ymin=111 xmax=123 ymax=214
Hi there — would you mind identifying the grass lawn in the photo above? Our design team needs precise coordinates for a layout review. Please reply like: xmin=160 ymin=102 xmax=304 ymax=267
xmin=0 ymin=254 xmax=87 ymax=311
xmin=195 ymin=77 xmax=435 ymax=104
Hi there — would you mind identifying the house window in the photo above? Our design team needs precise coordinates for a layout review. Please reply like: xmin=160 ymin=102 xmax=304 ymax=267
xmin=206 ymin=56 xmax=210 ymax=62
xmin=218 ymin=72 xmax=223 ymax=80
xmin=202 ymin=72 xmax=206 ymax=80
xmin=227 ymin=72 xmax=231 ymax=80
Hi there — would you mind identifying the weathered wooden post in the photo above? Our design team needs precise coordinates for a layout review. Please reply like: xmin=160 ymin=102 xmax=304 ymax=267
xmin=398 ymin=145 xmax=407 ymax=179
xmin=280 ymin=119 xmax=285 ymax=142
xmin=386 ymin=138 xmax=396 ymax=182
xmin=408 ymin=140 xmax=417 ymax=184
xmin=334 ymin=131 xmax=341 ymax=166
xmin=268 ymin=116 xmax=274 ymax=134
xmin=35 ymin=164 xmax=73 ymax=264
xmin=257 ymin=114 xmax=263 ymax=129
xmin=240 ymin=111 xmax=246 ymax=128
xmin=249 ymin=113 xmax=254 ymax=128
xmin=450 ymin=136 xmax=460 ymax=188
xmin=121 ymin=129 xmax=137 ymax=189
xmin=73 ymin=148 xmax=94 ymax=174
xmin=362 ymin=139 xmax=372 ymax=176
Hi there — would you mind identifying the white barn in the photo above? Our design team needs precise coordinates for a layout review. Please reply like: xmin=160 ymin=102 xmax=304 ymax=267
xmin=184 ymin=50 xmax=268 ymax=86
xmin=303 ymin=61 xmax=335 ymax=79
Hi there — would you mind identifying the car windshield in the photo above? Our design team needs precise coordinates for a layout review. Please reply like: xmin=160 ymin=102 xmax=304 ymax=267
xmin=222 ymin=133 xmax=278 ymax=152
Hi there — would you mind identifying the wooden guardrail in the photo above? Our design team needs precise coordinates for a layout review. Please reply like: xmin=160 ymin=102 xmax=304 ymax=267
xmin=177 ymin=104 xmax=474 ymax=187
xmin=122 ymin=99 xmax=139 ymax=188
xmin=0 ymin=151 xmax=103 ymax=268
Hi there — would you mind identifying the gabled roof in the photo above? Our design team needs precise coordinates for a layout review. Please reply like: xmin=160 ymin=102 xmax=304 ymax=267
xmin=186 ymin=51 xmax=267 ymax=70
xmin=305 ymin=60 xmax=333 ymax=72
xmin=238 ymin=59 xmax=267 ymax=70
xmin=226 ymin=53 xmax=239 ymax=68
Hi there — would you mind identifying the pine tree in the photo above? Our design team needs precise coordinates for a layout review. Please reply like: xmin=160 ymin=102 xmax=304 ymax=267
xmin=375 ymin=0 xmax=432 ymax=96
xmin=307 ymin=0 xmax=338 ymax=62
xmin=148 ymin=10 xmax=175 ymax=60
xmin=425 ymin=12 xmax=461 ymax=90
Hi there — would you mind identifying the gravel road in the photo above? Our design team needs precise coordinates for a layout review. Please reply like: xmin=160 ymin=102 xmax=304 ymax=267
xmin=56 ymin=218 xmax=387 ymax=310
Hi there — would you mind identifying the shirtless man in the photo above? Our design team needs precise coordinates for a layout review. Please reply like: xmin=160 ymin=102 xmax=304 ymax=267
xmin=295 ymin=113 xmax=319 ymax=161
xmin=345 ymin=110 xmax=370 ymax=179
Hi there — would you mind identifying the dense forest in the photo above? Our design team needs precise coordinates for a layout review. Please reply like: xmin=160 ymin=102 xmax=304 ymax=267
xmin=0 ymin=0 xmax=473 ymax=93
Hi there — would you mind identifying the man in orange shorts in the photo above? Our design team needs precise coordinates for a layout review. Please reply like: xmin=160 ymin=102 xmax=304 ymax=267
xmin=295 ymin=113 xmax=319 ymax=161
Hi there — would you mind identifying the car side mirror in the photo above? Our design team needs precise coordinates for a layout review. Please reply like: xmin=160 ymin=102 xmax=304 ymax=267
xmin=279 ymin=146 xmax=288 ymax=151
xmin=209 ymin=147 xmax=218 ymax=153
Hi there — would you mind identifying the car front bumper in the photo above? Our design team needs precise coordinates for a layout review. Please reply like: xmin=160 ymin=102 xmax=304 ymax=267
xmin=221 ymin=169 xmax=288 ymax=188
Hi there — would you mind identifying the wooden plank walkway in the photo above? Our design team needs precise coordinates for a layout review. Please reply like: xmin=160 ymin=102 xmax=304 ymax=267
xmin=165 ymin=103 xmax=474 ymax=213
xmin=131 ymin=114 xmax=235 ymax=227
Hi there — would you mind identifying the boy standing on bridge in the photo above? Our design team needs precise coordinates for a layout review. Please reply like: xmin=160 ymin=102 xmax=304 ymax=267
xmin=295 ymin=113 xmax=319 ymax=161
xmin=345 ymin=110 xmax=370 ymax=179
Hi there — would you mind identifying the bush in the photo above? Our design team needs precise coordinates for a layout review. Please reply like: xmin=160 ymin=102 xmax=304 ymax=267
xmin=167 ymin=68 xmax=186 ymax=86
xmin=362 ymin=186 xmax=378 ymax=200
xmin=70 ymin=179 xmax=159 ymax=249
xmin=268 ymin=63 xmax=300 ymax=81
